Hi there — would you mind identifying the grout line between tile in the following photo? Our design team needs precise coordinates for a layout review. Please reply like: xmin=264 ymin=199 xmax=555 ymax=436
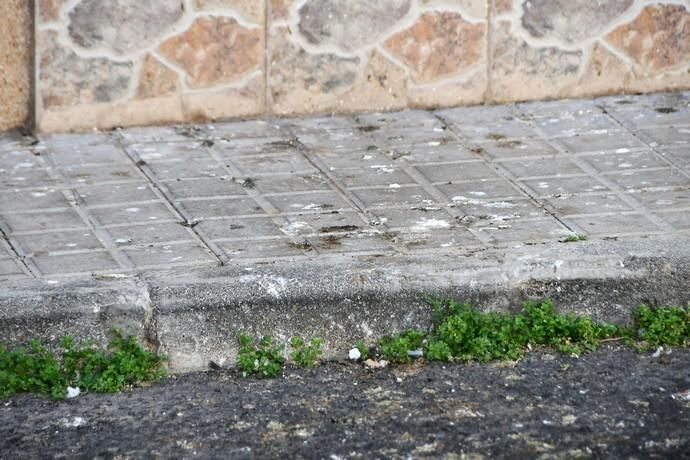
xmin=118 ymin=140 xmax=230 ymax=266
xmin=205 ymin=143 xmax=323 ymax=258
xmin=433 ymin=112 xmax=583 ymax=236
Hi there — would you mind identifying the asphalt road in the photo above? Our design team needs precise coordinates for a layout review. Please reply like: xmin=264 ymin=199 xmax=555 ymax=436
xmin=2 ymin=346 xmax=689 ymax=459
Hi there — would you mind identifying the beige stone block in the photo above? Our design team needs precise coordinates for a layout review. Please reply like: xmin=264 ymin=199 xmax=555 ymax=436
xmin=408 ymin=70 xmax=486 ymax=108
xmin=37 ymin=97 xmax=186 ymax=133
xmin=37 ymin=77 xmax=268 ymax=133
xmin=181 ymin=76 xmax=265 ymax=122
xmin=0 ymin=0 xmax=31 ymax=131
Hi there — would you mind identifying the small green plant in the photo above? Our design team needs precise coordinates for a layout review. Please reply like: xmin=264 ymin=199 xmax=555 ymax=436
xmin=379 ymin=329 xmax=425 ymax=363
xmin=0 ymin=330 xmax=166 ymax=400
xmin=626 ymin=305 xmax=690 ymax=350
xmin=290 ymin=336 xmax=324 ymax=368
xmin=562 ymin=234 xmax=587 ymax=242
xmin=424 ymin=299 xmax=621 ymax=362
xmin=354 ymin=340 xmax=370 ymax=361
xmin=238 ymin=334 xmax=285 ymax=378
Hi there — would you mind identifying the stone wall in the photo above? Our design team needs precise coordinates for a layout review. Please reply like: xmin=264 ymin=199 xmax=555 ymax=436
xmin=0 ymin=0 xmax=32 ymax=131
xmin=35 ymin=0 xmax=690 ymax=132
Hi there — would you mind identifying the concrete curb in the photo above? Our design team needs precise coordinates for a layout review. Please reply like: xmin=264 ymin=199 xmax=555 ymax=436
xmin=2 ymin=237 xmax=689 ymax=373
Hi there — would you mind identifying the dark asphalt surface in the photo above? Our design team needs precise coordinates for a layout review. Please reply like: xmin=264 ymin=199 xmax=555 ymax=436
xmin=1 ymin=346 xmax=689 ymax=459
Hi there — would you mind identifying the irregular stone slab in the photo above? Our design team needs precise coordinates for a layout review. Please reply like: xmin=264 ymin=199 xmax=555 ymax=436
xmin=490 ymin=21 xmax=582 ymax=102
xmin=269 ymin=27 xmax=361 ymax=111
xmin=192 ymin=0 xmax=264 ymax=24
xmin=68 ymin=0 xmax=184 ymax=55
xmin=136 ymin=54 xmax=180 ymax=99
xmin=606 ymin=4 xmax=690 ymax=72
xmin=384 ymin=11 xmax=486 ymax=83
xmin=39 ymin=31 xmax=133 ymax=108
xmin=521 ymin=0 xmax=633 ymax=45
xmin=298 ymin=0 xmax=412 ymax=52
xmin=159 ymin=16 xmax=262 ymax=88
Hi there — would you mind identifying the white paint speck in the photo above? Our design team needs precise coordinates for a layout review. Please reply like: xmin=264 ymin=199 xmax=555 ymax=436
xmin=410 ymin=218 xmax=450 ymax=232
xmin=125 ymin=207 xmax=140 ymax=212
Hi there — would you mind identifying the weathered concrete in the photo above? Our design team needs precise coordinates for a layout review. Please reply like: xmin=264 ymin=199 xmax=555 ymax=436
xmin=1 ymin=93 xmax=689 ymax=372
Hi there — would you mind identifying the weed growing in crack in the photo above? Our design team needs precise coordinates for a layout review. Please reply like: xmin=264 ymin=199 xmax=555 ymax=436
xmin=379 ymin=329 xmax=425 ymax=363
xmin=562 ymin=234 xmax=588 ymax=243
xmin=626 ymin=304 xmax=690 ymax=350
xmin=0 ymin=329 xmax=166 ymax=400
xmin=371 ymin=300 xmax=689 ymax=364
xmin=238 ymin=335 xmax=285 ymax=378
xmin=354 ymin=340 xmax=370 ymax=361
xmin=290 ymin=336 xmax=324 ymax=368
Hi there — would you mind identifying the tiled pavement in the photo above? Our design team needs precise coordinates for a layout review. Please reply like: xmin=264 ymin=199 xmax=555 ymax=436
xmin=1 ymin=92 xmax=689 ymax=281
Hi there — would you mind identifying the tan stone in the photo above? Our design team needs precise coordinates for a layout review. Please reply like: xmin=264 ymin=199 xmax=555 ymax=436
xmin=0 ymin=0 xmax=31 ymax=130
xmin=420 ymin=0 xmax=487 ymax=18
xmin=567 ymin=42 xmax=634 ymax=97
xmin=192 ymin=0 xmax=264 ymax=24
xmin=494 ymin=0 xmax=513 ymax=14
xmin=606 ymin=4 xmax=690 ymax=73
xmin=159 ymin=16 xmax=263 ymax=88
xmin=270 ymin=0 xmax=295 ymax=21
xmin=384 ymin=12 xmax=486 ymax=84
xmin=39 ymin=0 xmax=67 ymax=21
xmin=182 ymin=75 xmax=265 ymax=121
xmin=37 ymin=74 xmax=265 ymax=133
xmin=136 ymin=54 xmax=181 ymax=99
xmin=37 ymin=97 xmax=186 ymax=133
xmin=489 ymin=21 xmax=582 ymax=102
xmin=268 ymin=27 xmax=409 ymax=115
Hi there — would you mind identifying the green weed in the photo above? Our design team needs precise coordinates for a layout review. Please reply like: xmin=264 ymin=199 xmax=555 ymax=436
xmin=627 ymin=304 xmax=690 ymax=350
xmin=0 ymin=330 xmax=166 ymax=400
xmin=238 ymin=335 xmax=285 ymax=378
xmin=562 ymin=234 xmax=588 ymax=243
xmin=354 ymin=340 xmax=370 ymax=361
xmin=371 ymin=300 xmax=688 ymax=365
xmin=290 ymin=336 xmax=324 ymax=368
xmin=379 ymin=329 xmax=425 ymax=363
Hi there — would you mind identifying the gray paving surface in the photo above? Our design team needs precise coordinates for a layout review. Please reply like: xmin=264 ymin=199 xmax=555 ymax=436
xmin=1 ymin=92 xmax=689 ymax=281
